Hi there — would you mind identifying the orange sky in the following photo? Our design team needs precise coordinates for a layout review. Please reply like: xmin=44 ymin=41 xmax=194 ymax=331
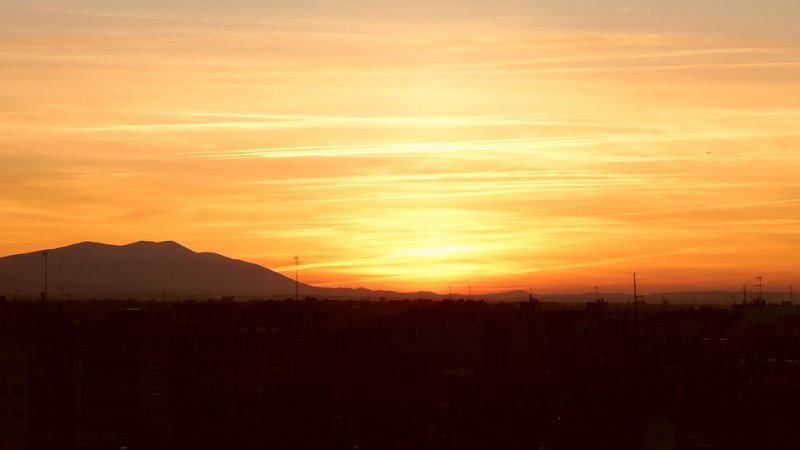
xmin=1 ymin=1 xmax=799 ymax=294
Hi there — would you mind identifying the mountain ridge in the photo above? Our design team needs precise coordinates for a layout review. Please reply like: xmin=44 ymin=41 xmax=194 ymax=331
xmin=0 ymin=241 xmax=791 ymax=303
xmin=0 ymin=241 xmax=456 ymax=300
xmin=0 ymin=241 xmax=302 ymax=298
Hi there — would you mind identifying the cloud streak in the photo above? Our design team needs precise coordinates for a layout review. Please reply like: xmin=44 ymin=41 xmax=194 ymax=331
xmin=2 ymin=3 xmax=799 ymax=293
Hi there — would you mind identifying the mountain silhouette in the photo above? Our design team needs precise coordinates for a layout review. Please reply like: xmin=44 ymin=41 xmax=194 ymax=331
xmin=0 ymin=241 xmax=451 ymax=300
xmin=0 ymin=242 xmax=764 ymax=302
xmin=0 ymin=241 xmax=304 ymax=298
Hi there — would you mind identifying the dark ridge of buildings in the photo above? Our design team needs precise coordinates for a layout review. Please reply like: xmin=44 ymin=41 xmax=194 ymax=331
xmin=1 ymin=296 xmax=800 ymax=450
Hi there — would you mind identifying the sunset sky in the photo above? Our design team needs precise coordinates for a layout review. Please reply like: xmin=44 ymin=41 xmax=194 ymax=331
xmin=1 ymin=1 xmax=799 ymax=294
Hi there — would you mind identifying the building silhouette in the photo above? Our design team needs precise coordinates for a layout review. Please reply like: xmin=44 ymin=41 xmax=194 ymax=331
xmin=0 ymin=296 xmax=799 ymax=449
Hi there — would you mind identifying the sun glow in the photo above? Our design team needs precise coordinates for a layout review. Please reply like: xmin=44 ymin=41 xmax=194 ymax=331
xmin=2 ymin=2 xmax=799 ymax=294
xmin=386 ymin=245 xmax=479 ymax=259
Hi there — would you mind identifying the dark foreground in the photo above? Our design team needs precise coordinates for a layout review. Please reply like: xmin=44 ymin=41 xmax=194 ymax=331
xmin=1 ymin=296 xmax=799 ymax=450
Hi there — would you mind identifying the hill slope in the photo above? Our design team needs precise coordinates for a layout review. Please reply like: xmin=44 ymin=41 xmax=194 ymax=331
xmin=0 ymin=241 xmax=304 ymax=298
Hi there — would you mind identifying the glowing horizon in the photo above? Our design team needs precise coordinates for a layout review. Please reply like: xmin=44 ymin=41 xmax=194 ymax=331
xmin=2 ymin=1 xmax=799 ymax=294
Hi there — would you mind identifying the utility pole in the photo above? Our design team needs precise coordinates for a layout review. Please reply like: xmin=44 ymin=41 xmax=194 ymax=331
xmin=754 ymin=275 xmax=764 ymax=304
xmin=294 ymin=256 xmax=300 ymax=301
xmin=468 ymin=286 xmax=472 ymax=301
xmin=595 ymin=285 xmax=599 ymax=302
xmin=633 ymin=272 xmax=638 ymax=321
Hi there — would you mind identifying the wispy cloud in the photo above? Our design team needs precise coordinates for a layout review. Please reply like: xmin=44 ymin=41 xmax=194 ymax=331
xmin=188 ymin=130 xmax=800 ymax=160
xmin=2 ymin=3 xmax=800 ymax=292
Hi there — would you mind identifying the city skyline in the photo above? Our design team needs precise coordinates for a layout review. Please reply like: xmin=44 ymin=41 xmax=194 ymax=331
xmin=2 ymin=1 xmax=799 ymax=293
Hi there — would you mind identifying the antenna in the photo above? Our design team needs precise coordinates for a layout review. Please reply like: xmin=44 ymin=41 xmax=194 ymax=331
xmin=595 ymin=285 xmax=599 ymax=302
xmin=468 ymin=286 xmax=472 ymax=301
xmin=294 ymin=256 xmax=300 ymax=301
xmin=449 ymin=285 xmax=452 ymax=301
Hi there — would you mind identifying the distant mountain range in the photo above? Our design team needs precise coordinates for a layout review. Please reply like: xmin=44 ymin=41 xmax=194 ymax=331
xmin=0 ymin=241 xmax=792 ymax=303
xmin=0 ymin=241 xmax=448 ymax=300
